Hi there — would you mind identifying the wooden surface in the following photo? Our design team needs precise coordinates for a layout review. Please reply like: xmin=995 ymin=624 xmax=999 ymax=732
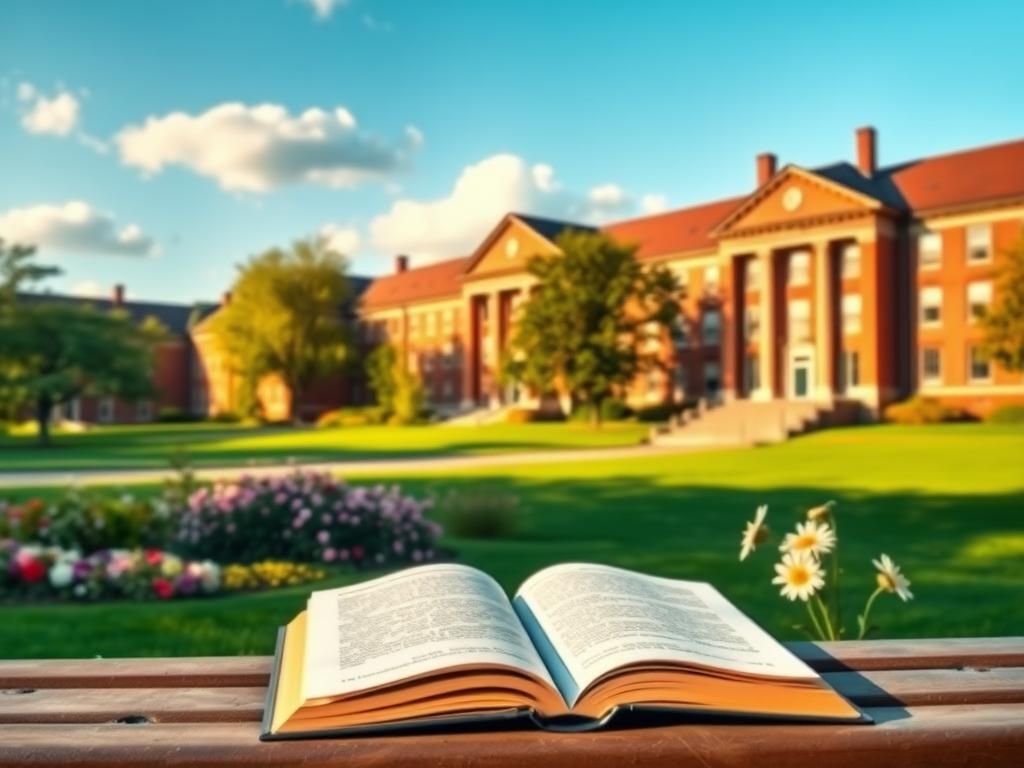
xmin=1 ymin=637 xmax=1022 ymax=767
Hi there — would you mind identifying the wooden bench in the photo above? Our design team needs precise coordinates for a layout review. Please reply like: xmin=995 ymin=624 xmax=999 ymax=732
xmin=1 ymin=637 xmax=1022 ymax=766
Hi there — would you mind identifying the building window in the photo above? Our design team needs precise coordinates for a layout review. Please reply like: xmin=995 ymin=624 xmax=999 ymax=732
xmin=788 ymin=251 xmax=810 ymax=286
xmin=920 ymin=286 xmax=942 ymax=327
xmin=839 ymin=350 xmax=860 ymax=390
xmin=967 ymin=281 xmax=992 ymax=323
xmin=441 ymin=341 xmax=454 ymax=370
xmin=918 ymin=231 xmax=942 ymax=270
xmin=704 ymin=362 xmax=721 ymax=400
xmin=744 ymin=305 xmax=760 ymax=342
xmin=443 ymin=309 xmax=454 ymax=336
xmin=921 ymin=347 xmax=942 ymax=386
xmin=98 ymin=396 xmax=115 ymax=424
xmin=136 ymin=400 xmax=152 ymax=423
xmin=966 ymin=224 xmax=992 ymax=263
xmin=425 ymin=312 xmax=437 ymax=337
xmin=645 ymin=370 xmax=660 ymax=401
xmin=841 ymin=294 xmax=862 ymax=335
xmin=671 ymin=315 xmax=689 ymax=348
xmin=744 ymin=354 xmax=760 ymax=394
xmin=441 ymin=379 xmax=454 ymax=400
xmin=703 ymin=265 xmax=720 ymax=296
xmin=701 ymin=309 xmax=721 ymax=346
xmin=788 ymin=299 xmax=811 ymax=342
xmin=840 ymin=243 xmax=861 ymax=279
xmin=745 ymin=259 xmax=761 ymax=292
xmin=673 ymin=364 xmax=688 ymax=398
xmin=968 ymin=346 xmax=991 ymax=383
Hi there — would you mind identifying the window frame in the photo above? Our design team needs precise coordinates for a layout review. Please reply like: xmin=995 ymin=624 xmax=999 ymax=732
xmin=841 ymin=293 xmax=862 ymax=336
xmin=966 ymin=223 xmax=992 ymax=264
xmin=701 ymin=308 xmax=722 ymax=347
xmin=921 ymin=347 xmax=942 ymax=386
xmin=788 ymin=298 xmax=811 ymax=343
xmin=967 ymin=280 xmax=992 ymax=324
xmin=840 ymin=243 xmax=861 ymax=280
xmin=788 ymin=251 xmax=810 ymax=286
xmin=967 ymin=345 xmax=992 ymax=384
xmin=920 ymin=286 xmax=943 ymax=328
xmin=918 ymin=231 xmax=942 ymax=271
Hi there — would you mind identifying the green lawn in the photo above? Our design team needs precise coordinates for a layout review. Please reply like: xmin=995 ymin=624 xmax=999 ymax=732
xmin=0 ymin=421 xmax=649 ymax=472
xmin=3 ymin=424 xmax=1022 ymax=658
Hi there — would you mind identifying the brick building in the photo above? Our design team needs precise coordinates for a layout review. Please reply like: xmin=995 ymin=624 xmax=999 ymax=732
xmin=359 ymin=127 xmax=1024 ymax=418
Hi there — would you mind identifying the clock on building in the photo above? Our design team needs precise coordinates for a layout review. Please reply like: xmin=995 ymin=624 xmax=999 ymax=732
xmin=505 ymin=237 xmax=520 ymax=258
xmin=782 ymin=186 xmax=803 ymax=212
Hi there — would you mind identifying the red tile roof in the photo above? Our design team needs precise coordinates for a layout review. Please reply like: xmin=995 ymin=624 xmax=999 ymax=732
xmin=359 ymin=256 xmax=470 ymax=310
xmin=602 ymin=196 xmax=745 ymax=259
xmin=888 ymin=138 xmax=1024 ymax=213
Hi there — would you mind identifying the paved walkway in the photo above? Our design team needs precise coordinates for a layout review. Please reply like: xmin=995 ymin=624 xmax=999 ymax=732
xmin=0 ymin=443 xmax=704 ymax=489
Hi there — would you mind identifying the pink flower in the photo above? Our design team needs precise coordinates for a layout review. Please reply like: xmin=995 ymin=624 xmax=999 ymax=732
xmin=317 ymin=530 xmax=330 ymax=544
xmin=144 ymin=549 xmax=163 ymax=567
xmin=322 ymin=547 xmax=337 ymax=562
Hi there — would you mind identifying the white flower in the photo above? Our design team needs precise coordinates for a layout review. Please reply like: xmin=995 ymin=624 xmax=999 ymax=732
xmin=739 ymin=504 xmax=770 ymax=561
xmin=873 ymin=554 xmax=913 ymax=601
xmin=198 ymin=560 xmax=221 ymax=592
xmin=161 ymin=554 xmax=183 ymax=577
xmin=780 ymin=520 xmax=836 ymax=558
xmin=48 ymin=561 xmax=74 ymax=588
xmin=772 ymin=550 xmax=825 ymax=601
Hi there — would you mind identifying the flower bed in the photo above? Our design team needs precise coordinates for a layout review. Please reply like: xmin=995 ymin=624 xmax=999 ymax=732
xmin=222 ymin=560 xmax=327 ymax=591
xmin=0 ymin=540 xmax=221 ymax=601
xmin=174 ymin=471 xmax=442 ymax=567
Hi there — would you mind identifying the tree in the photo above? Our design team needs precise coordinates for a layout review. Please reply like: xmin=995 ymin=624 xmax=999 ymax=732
xmin=365 ymin=343 xmax=424 ymax=424
xmin=0 ymin=244 xmax=166 ymax=444
xmin=504 ymin=230 xmax=682 ymax=425
xmin=982 ymin=236 xmax=1024 ymax=372
xmin=212 ymin=238 xmax=356 ymax=421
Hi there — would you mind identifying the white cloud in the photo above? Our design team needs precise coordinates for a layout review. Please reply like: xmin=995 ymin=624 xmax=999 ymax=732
xmin=641 ymin=194 xmax=668 ymax=214
xmin=69 ymin=279 xmax=106 ymax=298
xmin=370 ymin=153 xmax=642 ymax=264
xmin=115 ymin=102 xmax=421 ymax=192
xmin=300 ymin=0 xmax=349 ymax=20
xmin=18 ymin=82 xmax=80 ymax=136
xmin=0 ymin=201 xmax=157 ymax=257
xmin=318 ymin=223 xmax=361 ymax=255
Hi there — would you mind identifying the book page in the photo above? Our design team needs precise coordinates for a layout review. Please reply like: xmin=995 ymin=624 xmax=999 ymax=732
xmin=516 ymin=563 xmax=817 ymax=706
xmin=302 ymin=564 xmax=558 ymax=702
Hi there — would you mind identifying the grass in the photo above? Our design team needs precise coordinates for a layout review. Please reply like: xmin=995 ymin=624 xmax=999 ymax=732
xmin=0 ymin=421 xmax=649 ymax=472
xmin=2 ymin=423 xmax=1022 ymax=657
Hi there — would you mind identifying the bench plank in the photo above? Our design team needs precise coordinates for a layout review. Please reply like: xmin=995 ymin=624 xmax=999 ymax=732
xmin=1 ymin=704 xmax=1023 ymax=768
xmin=2 ymin=637 xmax=1021 ymax=689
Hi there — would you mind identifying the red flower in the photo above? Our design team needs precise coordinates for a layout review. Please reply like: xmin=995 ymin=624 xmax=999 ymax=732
xmin=144 ymin=549 xmax=163 ymax=567
xmin=351 ymin=545 xmax=365 ymax=560
xmin=151 ymin=577 xmax=174 ymax=599
xmin=17 ymin=556 xmax=47 ymax=583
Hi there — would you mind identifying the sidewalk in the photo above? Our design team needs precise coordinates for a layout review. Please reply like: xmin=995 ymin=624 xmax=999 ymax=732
xmin=0 ymin=443 xmax=702 ymax=489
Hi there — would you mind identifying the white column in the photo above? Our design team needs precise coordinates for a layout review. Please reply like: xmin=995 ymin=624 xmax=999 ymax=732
xmin=752 ymin=249 xmax=775 ymax=401
xmin=814 ymin=241 xmax=834 ymax=402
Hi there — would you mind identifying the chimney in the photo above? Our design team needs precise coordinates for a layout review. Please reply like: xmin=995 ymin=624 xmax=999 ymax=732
xmin=856 ymin=126 xmax=877 ymax=176
xmin=756 ymin=153 xmax=777 ymax=187
xmin=221 ymin=291 xmax=232 ymax=306
xmin=395 ymin=254 xmax=409 ymax=274
xmin=112 ymin=283 xmax=125 ymax=307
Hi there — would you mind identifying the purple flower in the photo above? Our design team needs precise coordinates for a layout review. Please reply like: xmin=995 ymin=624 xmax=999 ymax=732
xmin=317 ymin=530 xmax=330 ymax=545
xmin=322 ymin=547 xmax=337 ymax=563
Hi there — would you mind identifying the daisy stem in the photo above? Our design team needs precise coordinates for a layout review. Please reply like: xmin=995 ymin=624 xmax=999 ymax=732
xmin=814 ymin=595 xmax=837 ymax=641
xmin=857 ymin=587 xmax=885 ymax=640
xmin=830 ymin=512 xmax=841 ymax=637
xmin=805 ymin=600 xmax=827 ymax=641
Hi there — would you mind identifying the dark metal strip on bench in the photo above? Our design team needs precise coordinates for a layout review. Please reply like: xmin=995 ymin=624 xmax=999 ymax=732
xmin=1 ymin=704 xmax=1024 ymax=768
xmin=2 ymin=667 xmax=1023 ymax=726
xmin=791 ymin=637 xmax=1024 ymax=672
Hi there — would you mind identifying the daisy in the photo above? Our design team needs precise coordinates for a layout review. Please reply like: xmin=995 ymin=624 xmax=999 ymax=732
xmin=807 ymin=500 xmax=836 ymax=521
xmin=739 ymin=504 xmax=769 ymax=561
xmin=780 ymin=520 xmax=836 ymax=558
xmin=873 ymin=554 xmax=913 ymax=601
xmin=772 ymin=550 xmax=825 ymax=601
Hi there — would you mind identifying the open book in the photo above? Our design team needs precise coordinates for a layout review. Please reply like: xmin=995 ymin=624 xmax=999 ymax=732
xmin=262 ymin=563 xmax=867 ymax=738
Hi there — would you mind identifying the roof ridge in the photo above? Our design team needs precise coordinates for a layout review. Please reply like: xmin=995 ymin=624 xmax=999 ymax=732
xmin=603 ymin=194 xmax=748 ymax=230
xmin=880 ymin=135 xmax=1024 ymax=173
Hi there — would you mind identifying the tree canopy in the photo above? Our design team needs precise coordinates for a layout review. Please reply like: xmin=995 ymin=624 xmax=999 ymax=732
xmin=0 ymin=241 xmax=165 ymax=444
xmin=503 ymin=229 xmax=682 ymax=423
xmin=982 ymin=235 xmax=1024 ymax=372
xmin=211 ymin=237 xmax=356 ymax=420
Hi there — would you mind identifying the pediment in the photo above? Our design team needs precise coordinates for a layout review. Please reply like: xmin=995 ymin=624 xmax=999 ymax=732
xmin=462 ymin=215 xmax=562 ymax=280
xmin=713 ymin=166 xmax=883 ymax=238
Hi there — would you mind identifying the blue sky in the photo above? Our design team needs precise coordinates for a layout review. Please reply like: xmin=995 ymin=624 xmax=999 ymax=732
xmin=1 ymin=0 xmax=1022 ymax=304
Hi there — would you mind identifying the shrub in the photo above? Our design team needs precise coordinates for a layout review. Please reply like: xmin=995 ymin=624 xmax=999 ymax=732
xmin=222 ymin=560 xmax=326 ymax=591
xmin=634 ymin=403 xmax=677 ymax=422
xmin=600 ymin=398 xmax=632 ymax=421
xmin=0 ymin=540 xmax=221 ymax=601
xmin=0 ymin=490 xmax=174 ymax=553
xmin=883 ymin=396 xmax=965 ymax=425
xmin=316 ymin=406 xmax=388 ymax=428
xmin=172 ymin=470 xmax=442 ymax=567
xmin=987 ymin=404 xmax=1024 ymax=424
xmin=439 ymin=491 xmax=518 ymax=539
xmin=209 ymin=411 xmax=242 ymax=424
xmin=157 ymin=407 xmax=201 ymax=423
